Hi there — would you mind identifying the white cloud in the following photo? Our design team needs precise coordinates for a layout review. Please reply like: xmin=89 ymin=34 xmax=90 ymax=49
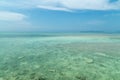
xmin=41 ymin=0 xmax=120 ymax=11
xmin=60 ymin=0 xmax=118 ymax=10
xmin=38 ymin=5 xmax=72 ymax=11
xmin=0 ymin=11 xmax=31 ymax=31
xmin=0 ymin=0 xmax=120 ymax=11
xmin=0 ymin=11 xmax=27 ymax=21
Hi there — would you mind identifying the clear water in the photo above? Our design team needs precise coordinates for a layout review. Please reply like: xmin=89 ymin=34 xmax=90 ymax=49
xmin=0 ymin=33 xmax=120 ymax=80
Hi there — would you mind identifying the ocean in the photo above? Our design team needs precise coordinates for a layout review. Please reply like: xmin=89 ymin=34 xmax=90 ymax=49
xmin=0 ymin=33 xmax=120 ymax=80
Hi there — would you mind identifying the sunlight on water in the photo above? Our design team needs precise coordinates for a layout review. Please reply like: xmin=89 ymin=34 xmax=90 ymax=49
xmin=0 ymin=33 xmax=120 ymax=80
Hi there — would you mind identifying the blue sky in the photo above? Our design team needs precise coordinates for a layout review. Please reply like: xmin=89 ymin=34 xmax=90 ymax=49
xmin=0 ymin=0 xmax=120 ymax=32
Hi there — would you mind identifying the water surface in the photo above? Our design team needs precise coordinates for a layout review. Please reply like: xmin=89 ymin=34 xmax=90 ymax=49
xmin=0 ymin=33 xmax=120 ymax=80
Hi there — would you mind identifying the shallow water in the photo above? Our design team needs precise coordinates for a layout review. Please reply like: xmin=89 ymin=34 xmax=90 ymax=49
xmin=0 ymin=33 xmax=120 ymax=80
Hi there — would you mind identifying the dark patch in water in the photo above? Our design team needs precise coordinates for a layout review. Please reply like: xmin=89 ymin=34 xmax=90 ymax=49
xmin=75 ymin=75 xmax=87 ymax=80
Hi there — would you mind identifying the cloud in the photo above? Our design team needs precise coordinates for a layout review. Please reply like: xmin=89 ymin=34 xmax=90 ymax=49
xmin=0 ymin=11 xmax=27 ymax=21
xmin=37 ymin=0 xmax=120 ymax=11
xmin=60 ymin=0 xmax=120 ymax=10
xmin=0 ymin=11 xmax=32 ymax=31
xmin=0 ymin=0 xmax=120 ymax=11
xmin=38 ymin=5 xmax=72 ymax=11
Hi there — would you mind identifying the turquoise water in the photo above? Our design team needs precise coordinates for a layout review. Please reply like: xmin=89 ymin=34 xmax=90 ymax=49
xmin=0 ymin=33 xmax=120 ymax=80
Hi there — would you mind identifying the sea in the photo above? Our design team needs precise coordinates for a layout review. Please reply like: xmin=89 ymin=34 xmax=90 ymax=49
xmin=0 ymin=32 xmax=120 ymax=80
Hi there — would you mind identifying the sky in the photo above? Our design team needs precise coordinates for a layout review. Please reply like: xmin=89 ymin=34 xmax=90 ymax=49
xmin=0 ymin=0 xmax=120 ymax=32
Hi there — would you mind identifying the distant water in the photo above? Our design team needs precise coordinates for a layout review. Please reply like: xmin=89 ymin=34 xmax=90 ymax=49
xmin=0 ymin=33 xmax=120 ymax=80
